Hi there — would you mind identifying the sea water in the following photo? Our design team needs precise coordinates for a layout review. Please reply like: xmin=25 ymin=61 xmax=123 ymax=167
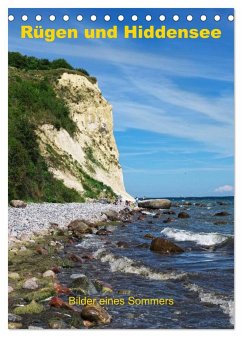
xmin=66 ymin=197 xmax=234 ymax=329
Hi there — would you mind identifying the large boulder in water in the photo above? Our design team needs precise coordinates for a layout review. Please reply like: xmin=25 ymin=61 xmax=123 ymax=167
xmin=138 ymin=199 xmax=171 ymax=209
xmin=150 ymin=237 xmax=184 ymax=254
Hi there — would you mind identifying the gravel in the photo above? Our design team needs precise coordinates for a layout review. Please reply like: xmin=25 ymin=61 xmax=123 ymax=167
xmin=8 ymin=202 xmax=125 ymax=240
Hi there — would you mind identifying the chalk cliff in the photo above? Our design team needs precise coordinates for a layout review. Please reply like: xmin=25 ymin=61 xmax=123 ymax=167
xmin=9 ymin=52 xmax=133 ymax=202
xmin=36 ymin=72 xmax=133 ymax=201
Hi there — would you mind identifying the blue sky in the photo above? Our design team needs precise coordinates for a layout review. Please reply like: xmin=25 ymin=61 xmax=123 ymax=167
xmin=8 ymin=8 xmax=234 ymax=197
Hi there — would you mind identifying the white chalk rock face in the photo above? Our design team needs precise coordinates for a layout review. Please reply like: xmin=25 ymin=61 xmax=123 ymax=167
xmin=37 ymin=72 xmax=134 ymax=201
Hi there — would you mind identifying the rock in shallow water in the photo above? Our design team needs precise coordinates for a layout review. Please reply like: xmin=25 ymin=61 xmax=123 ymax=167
xmin=8 ymin=313 xmax=22 ymax=322
xmin=68 ymin=253 xmax=84 ymax=263
xmin=137 ymin=214 xmax=146 ymax=221
xmin=81 ymin=303 xmax=111 ymax=324
xmin=214 ymin=211 xmax=230 ymax=216
xmin=48 ymin=318 xmax=68 ymax=329
xmin=163 ymin=210 xmax=176 ymax=215
xmin=214 ymin=221 xmax=227 ymax=225
xmin=163 ymin=217 xmax=174 ymax=223
xmin=117 ymin=289 xmax=131 ymax=295
xmin=102 ymin=210 xmax=120 ymax=221
xmin=96 ymin=229 xmax=112 ymax=235
xmin=70 ymin=274 xmax=98 ymax=295
xmin=150 ymin=237 xmax=184 ymax=254
xmin=68 ymin=220 xmax=92 ymax=237
xmin=94 ymin=280 xmax=113 ymax=293
xmin=144 ymin=233 xmax=155 ymax=239
xmin=178 ymin=212 xmax=190 ymax=219
xmin=136 ymin=243 xmax=150 ymax=249
xmin=138 ymin=199 xmax=171 ymax=209
xmin=116 ymin=241 xmax=129 ymax=248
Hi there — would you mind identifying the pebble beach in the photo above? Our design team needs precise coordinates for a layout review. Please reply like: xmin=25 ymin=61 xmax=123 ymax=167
xmin=8 ymin=202 xmax=126 ymax=241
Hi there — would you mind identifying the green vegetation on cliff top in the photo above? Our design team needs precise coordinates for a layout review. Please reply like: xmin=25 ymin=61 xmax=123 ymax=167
xmin=9 ymin=51 xmax=90 ymax=76
xmin=8 ymin=52 xmax=115 ymax=202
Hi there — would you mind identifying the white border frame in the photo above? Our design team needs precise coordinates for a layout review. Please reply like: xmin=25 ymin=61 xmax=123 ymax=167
xmin=1 ymin=1 xmax=241 ymax=336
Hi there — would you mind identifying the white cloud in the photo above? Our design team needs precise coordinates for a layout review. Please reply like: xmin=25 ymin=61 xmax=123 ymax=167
xmin=126 ymin=74 xmax=233 ymax=124
xmin=214 ymin=185 xmax=234 ymax=193
xmin=8 ymin=37 xmax=233 ymax=82
xmin=123 ymin=165 xmax=233 ymax=175
xmin=113 ymin=101 xmax=233 ymax=156
xmin=98 ymin=68 xmax=234 ymax=157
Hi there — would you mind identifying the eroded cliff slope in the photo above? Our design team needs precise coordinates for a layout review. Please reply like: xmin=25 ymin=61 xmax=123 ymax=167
xmin=9 ymin=53 xmax=133 ymax=202
xmin=37 ymin=72 xmax=133 ymax=201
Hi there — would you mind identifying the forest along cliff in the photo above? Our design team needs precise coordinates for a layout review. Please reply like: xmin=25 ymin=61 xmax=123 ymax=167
xmin=9 ymin=54 xmax=133 ymax=202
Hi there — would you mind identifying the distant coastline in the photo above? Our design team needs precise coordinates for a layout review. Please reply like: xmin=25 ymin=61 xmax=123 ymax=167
xmin=138 ymin=196 xmax=234 ymax=200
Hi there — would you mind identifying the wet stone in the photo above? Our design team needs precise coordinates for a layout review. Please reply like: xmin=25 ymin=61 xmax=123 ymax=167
xmin=81 ymin=303 xmax=112 ymax=324
xmin=150 ymin=237 xmax=184 ymax=254
xmin=70 ymin=274 xmax=98 ymax=295
xmin=178 ymin=212 xmax=190 ymax=219
xmin=8 ymin=322 xmax=23 ymax=329
xmin=48 ymin=318 xmax=68 ymax=329
xmin=22 ymin=277 xmax=39 ymax=290
xmin=8 ymin=313 xmax=22 ymax=322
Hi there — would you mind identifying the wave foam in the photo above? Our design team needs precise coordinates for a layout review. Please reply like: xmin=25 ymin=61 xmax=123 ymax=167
xmin=76 ymin=235 xmax=104 ymax=249
xmin=94 ymin=249 xmax=186 ymax=281
xmin=161 ymin=228 xmax=230 ymax=246
xmin=186 ymin=283 xmax=234 ymax=325
xmin=141 ymin=211 xmax=156 ymax=216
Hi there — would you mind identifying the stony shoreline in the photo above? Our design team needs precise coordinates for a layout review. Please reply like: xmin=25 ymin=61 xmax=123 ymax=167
xmin=8 ymin=199 xmax=233 ymax=329
xmin=8 ymin=203 xmax=137 ymax=329
xmin=9 ymin=198 xmax=217 ymax=329
xmin=8 ymin=202 xmax=128 ymax=244
xmin=8 ymin=199 xmax=178 ymax=329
